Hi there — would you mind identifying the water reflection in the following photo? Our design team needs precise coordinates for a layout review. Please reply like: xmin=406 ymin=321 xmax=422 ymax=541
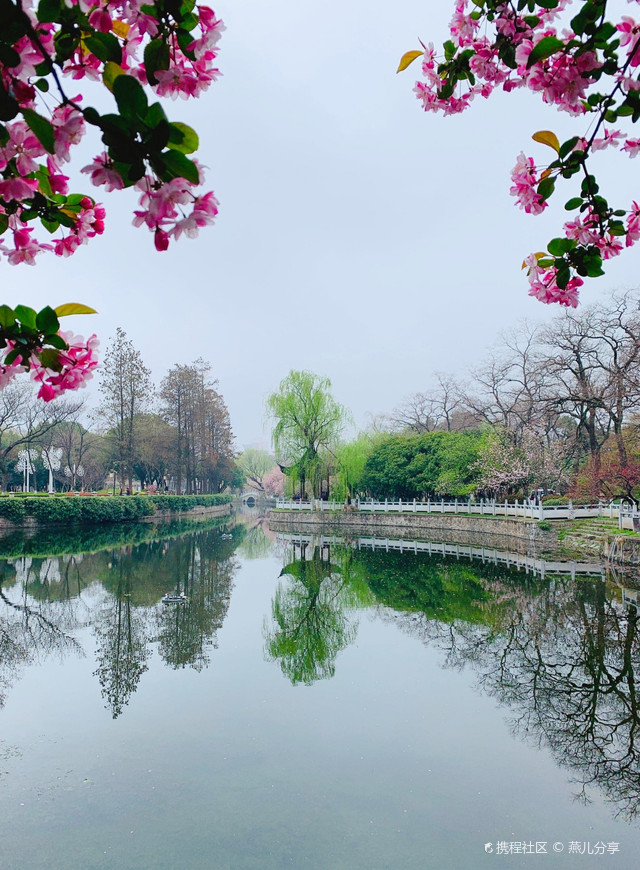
xmin=272 ymin=533 xmax=640 ymax=820
xmin=0 ymin=559 xmax=85 ymax=709
xmin=264 ymin=542 xmax=373 ymax=685
xmin=0 ymin=522 xmax=243 ymax=716
xmin=3 ymin=521 xmax=640 ymax=824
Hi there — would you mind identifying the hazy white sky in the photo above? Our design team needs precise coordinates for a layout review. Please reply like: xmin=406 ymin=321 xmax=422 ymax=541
xmin=4 ymin=1 xmax=640 ymax=447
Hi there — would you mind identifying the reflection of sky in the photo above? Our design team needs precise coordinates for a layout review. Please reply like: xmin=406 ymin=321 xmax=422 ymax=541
xmin=8 ymin=2 xmax=640 ymax=446
xmin=2 ymin=537 xmax=640 ymax=867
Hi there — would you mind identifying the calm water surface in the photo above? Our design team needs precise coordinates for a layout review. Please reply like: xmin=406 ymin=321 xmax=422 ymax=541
xmin=1 ymin=518 xmax=639 ymax=869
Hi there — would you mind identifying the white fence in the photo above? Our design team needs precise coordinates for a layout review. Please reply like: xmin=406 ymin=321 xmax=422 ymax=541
xmin=275 ymin=497 xmax=634 ymax=525
xmin=277 ymin=532 xmax=606 ymax=580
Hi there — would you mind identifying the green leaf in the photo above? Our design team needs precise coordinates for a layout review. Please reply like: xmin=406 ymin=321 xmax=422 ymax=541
xmin=21 ymin=108 xmax=55 ymax=154
xmin=159 ymin=150 xmax=200 ymax=184
xmin=36 ymin=306 xmax=60 ymax=334
xmin=37 ymin=348 xmax=63 ymax=371
xmin=558 ymin=136 xmax=580 ymax=158
xmin=537 ymin=176 xmax=555 ymax=200
xmin=536 ymin=0 xmax=559 ymax=8
xmin=43 ymin=333 xmax=68 ymax=350
xmin=144 ymin=102 xmax=168 ymax=128
xmin=167 ymin=122 xmax=199 ymax=154
xmin=0 ymin=44 xmax=21 ymax=68
xmin=14 ymin=305 xmax=38 ymax=330
xmin=564 ymin=197 xmax=582 ymax=210
xmin=84 ymin=32 xmax=123 ymax=65
xmin=527 ymin=36 xmax=565 ymax=68
xmin=0 ymin=213 xmax=9 ymax=235
xmin=144 ymin=38 xmax=170 ymax=85
xmin=83 ymin=106 xmax=102 ymax=127
xmin=113 ymin=75 xmax=148 ymax=120
xmin=103 ymin=61 xmax=125 ymax=93
xmin=37 ymin=0 xmax=63 ymax=23
xmin=547 ymin=237 xmax=573 ymax=256
xmin=34 ymin=78 xmax=50 ymax=93
xmin=0 ymin=305 xmax=16 ymax=329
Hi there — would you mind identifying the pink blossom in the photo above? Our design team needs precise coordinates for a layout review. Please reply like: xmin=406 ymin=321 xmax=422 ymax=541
xmin=88 ymin=8 xmax=112 ymax=32
xmin=622 ymin=138 xmax=640 ymax=157
xmin=591 ymin=128 xmax=626 ymax=151
xmin=510 ymin=152 xmax=547 ymax=214
xmin=81 ymin=153 xmax=125 ymax=191
xmin=30 ymin=332 xmax=99 ymax=401
xmin=51 ymin=102 xmax=85 ymax=162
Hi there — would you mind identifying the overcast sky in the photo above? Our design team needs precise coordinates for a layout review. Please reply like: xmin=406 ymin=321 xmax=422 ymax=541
xmin=4 ymin=1 xmax=640 ymax=448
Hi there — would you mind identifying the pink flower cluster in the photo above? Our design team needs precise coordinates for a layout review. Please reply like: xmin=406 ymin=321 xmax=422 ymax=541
xmin=412 ymin=1 xmax=640 ymax=306
xmin=414 ymin=1 xmax=583 ymax=115
xmin=523 ymin=255 xmax=582 ymax=308
xmin=133 ymin=172 xmax=219 ymax=252
xmin=0 ymin=332 xmax=99 ymax=401
xmin=0 ymin=1 xmax=223 ymax=266
xmin=510 ymin=152 xmax=547 ymax=215
xmin=30 ymin=332 xmax=100 ymax=401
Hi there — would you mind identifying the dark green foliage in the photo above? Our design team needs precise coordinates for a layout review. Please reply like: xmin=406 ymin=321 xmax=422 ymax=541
xmin=0 ymin=498 xmax=26 ymax=521
xmin=148 ymin=494 xmax=231 ymax=511
xmin=353 ymin=547 xmax=544 ymax=625
xmin=0 ymin=493 xmax=231 ymax=526
xmin=361 ymin=431 xmax=486 ymax=499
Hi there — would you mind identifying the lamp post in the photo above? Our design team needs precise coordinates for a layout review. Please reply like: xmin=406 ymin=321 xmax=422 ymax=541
xmin=64 ymin=463 xmax=85 ymax=491
xmin=16 ymin=449 xmax=35 ymax=492
xmin=41 ymin=447 xmax=62 ymax=493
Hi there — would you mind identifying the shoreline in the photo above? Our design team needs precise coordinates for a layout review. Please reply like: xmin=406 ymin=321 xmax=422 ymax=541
xmin=268 ymin=508 xmax=640 ymax=565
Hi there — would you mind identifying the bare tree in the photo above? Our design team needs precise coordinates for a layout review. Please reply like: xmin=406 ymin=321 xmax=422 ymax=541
xmin=0 ymin=383 xmax=84 ymax=489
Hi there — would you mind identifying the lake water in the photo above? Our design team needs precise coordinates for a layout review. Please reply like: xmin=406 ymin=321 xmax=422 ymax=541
xmin=1 ymin=517 xmax=640 ymax=869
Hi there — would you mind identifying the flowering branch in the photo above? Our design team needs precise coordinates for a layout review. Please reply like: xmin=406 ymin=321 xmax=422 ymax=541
xmin=400 ymin=0 xmax=640 ymax=307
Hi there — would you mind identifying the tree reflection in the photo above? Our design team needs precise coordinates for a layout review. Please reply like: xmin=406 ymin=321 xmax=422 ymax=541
xmin=264 ymin=543 xmax=372 ymax=685
xmin=0 ymin=558 xmax=84 ymax=708
xmin=154 ymin=530 xmax=236 ymax=670
xmin=236 ymin=520 xmax=274 ymax=560
xmin=376 ymin=557 xmax=640 ymax=821
xmin=93 ymin=553 xmax=151 ymax=718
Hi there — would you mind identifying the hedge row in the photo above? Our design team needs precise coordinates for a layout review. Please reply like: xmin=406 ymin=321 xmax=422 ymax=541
xmin=148 ymin=494 xmax=231 ymax=511
xmin=0 ymin=493 xmax=231 ymax=524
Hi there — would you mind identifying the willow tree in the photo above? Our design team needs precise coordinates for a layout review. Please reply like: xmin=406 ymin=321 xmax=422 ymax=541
xmin=266 ymin=370 xmax=350 ymax=499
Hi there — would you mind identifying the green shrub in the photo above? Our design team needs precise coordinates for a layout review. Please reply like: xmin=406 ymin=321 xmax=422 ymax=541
xmin=541 ymin=496 xmax=569 ymax=505
xmin=538 ymin=521 xmax=552 ymax=531
xmin=149 ymin=494 xmax=231 ymax=511
xmin=0 ymin=499 xmax=26 ymax=521
xmin=0 ymin=493 xmax=229 ymax=525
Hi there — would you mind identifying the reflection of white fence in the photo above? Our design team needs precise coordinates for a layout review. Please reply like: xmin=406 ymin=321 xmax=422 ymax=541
xmin=277 ymin=532 xmax=606 ymax=580
xmin=276 ymin=498 xmax=627 ymax=522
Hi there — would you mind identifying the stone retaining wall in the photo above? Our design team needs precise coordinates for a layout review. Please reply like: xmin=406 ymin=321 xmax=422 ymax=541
xmin=268 ymin=509 xmax=559 ymax=554
xmin=605 ymin=535 xmax=640 ymax=565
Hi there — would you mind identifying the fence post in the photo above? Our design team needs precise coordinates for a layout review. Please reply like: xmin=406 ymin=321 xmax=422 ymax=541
xmin=413 ymin=498 xmax=416 ymax=513
xmin=384 ymin=498 xmax=388 ymax=512
xmin=492 ymin=499 xmax=496 ymax=516
xmin=539 ymin=501 xmax=544 ymax=520
xmin=427 ymin=497 xmax=431 ymax=513
xmin=480 ymin=499 xmax=484 ymax=515
xmin=399 ymin=497 xmax=402 ymax=512
xmin=455 ymin=498 xmax=458 ymax=515
xmin=441 ymin=498 xmax=444 ymax=514
xmin=514 ymin=498 xmax=518 ymax=517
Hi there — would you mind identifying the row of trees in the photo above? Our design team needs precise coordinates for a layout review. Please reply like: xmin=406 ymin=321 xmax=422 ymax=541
xmin=267 ymin=292 xmax=640 ymax=503
xmin=0 ymin=329 xmax=236 ymax=494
